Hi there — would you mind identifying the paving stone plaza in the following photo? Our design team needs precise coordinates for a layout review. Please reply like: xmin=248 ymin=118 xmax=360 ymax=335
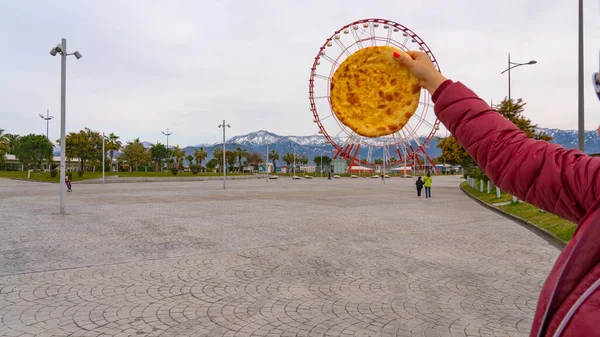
xmin=0 ymin=176 xmax=560 ymax=337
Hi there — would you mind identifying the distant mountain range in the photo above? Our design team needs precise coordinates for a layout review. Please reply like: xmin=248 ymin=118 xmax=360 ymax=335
xmin=54 ymin=128 xmax=600 ymax=165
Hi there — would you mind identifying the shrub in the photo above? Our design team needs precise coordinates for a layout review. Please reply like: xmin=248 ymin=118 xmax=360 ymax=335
xmin=77 ymin=171 xmax=84 ymax=177
xmin=170 ymin=167 xmax=178 ymax=176
xmin=50 ymin=170 xmax=58 ymax=178
xmin=190 ymin=164 xmax=200 ymax=174
xmin=67 ymin=172 xmax=73 ymax=180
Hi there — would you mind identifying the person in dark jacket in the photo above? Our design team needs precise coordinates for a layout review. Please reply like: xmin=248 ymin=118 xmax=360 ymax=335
xmin=393 ymin=50 xmax=600 ymax=337
xmin=415 ymin=176 xmax=424 ymax=198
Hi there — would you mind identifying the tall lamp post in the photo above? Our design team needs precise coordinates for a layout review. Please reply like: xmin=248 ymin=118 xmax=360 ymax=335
xmin=320 ymin=150 xmax=324 ymax=178
xmin=161 ymin=128 xmax=172 ymax=170
xmin=578 ymin=0 xmax=584 ymax=151
xmin=161 ymin=128 xmax=172 ymax=148
xmin=49 ymin=38 xmax=82 ymax=215
xmin=501 ymin=53 xmax=537 ymax=101
xmin=39 ymin=109 xmax=54 ymax=140
xmin=39 ymin=109 xmax=54 ymax=171
xmin=218 ymin=120 xmax=230 ymax=189
xmin=265 ymin=141 xmax=269 ymax=182
xmin=102 ymin=133 xmax=105 ymax=184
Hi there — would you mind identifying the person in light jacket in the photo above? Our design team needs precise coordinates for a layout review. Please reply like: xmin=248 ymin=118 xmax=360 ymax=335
xmin=423 ymin=172 xmax=432 ymax=198
xmin=393 ymin=50 xmax=600 ymax=337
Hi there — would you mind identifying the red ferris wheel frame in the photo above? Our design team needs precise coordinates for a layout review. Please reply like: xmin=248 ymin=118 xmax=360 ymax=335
xmin=308 ymin=18 xmax=441 ymax=172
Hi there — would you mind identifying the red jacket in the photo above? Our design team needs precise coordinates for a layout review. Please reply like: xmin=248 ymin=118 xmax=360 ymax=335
xmin=433 ymin=80 xmax=600 ymax=337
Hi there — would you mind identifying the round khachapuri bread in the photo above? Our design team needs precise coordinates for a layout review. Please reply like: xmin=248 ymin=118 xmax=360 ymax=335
xmin=329 ymin=46 xmax=421 ymax=138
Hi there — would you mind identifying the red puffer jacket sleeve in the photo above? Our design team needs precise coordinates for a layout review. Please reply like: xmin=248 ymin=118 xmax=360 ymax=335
xmin=433 ymin=81 xmax=600 ymax=224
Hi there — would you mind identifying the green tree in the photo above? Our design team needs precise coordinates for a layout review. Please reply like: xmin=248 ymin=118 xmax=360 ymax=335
xmin=282 ymin=152 xmax=295 ymax=168
xmin=268 ymin=150 xmax=279 ymax=172
xmin=206 ymin=158 xmax=218 ymax=171
xmin=495 ymin=98 xmax=553 ymax=141
xmin=313 ymin=155 xmax=332 ymax=174
xmin=120 ymin=138 xmax=150 ymax=171
xmin=63 ymin=128 xmax=103 ymax=172
xmin=245 ymin=152 xmax=264 ymax=171
xmin=313 ymin=156 xmax=332 ymax=165
xmin=213 ymin=147 xmax=223 ymax=172
xmin=0 ymin=128 xmax=7 ymax=168
xmin=226 ymin=150 xmax=236 ymax=172
xmin=235 ymin=146 xmax=248 ymax=172
xmin=436 ymin=97 xmax=553 ymax=179
xmin=171 ymin=145 xmax=186 ymax=168
xmin=374 ymin=158 xmax=383 ymax=165
xmin=14 ymin=134 xmax=53 ymax=170
xmin=150 ymin=142 xmax=169 ymax=171
xmin=105 ymin=133 xmax=122 ymax=172
xmin=186 ymin=154 xmax=194 ymax=166
xmin=194 ymin=147 xmax=207 ymax=166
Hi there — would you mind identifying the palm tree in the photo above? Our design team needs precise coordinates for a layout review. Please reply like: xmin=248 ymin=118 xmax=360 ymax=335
xmin=213 ymin=147 xmax=223 ymax=172
xmin=106 ymin=133 xmax=122 ymax=172
xmin=236 ymin=146 xmax=248 ymax=172
xmin=186 ymin=154 xmax=194 ymax=167
xmin=268 ymin=149 xmax=279 ymax=172
xmin=171 ymin=145 xmax=186 ymax=168
xmin=3 ymin=133 xmax=20 ymax=154
xmin=194 ymin=147 xmax=207 ymax=167
xmin=0 ymin=128 xmax=7 ymax=152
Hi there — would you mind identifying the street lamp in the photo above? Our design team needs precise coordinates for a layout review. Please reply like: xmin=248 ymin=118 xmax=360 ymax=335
xmin=161 ymin=128 xmax=172 ymax=170
xmin=293 ymin=145 xmax=297 ymax=178
xmin=265 ymin=140 xmax=269 ymax=182
xmin=320 ymin=149 xmax=324 ymax=178
xmin=39 ymin=109 xmax=54 ymax=171
xmin=49 ymin=38 xmax=82 ymax=215
xmin=218 ymin=120 xmax=230 ymax=189
xmin=500 ymin=53 xmax=537 ymax=101
xmin=39 ymin=109 xmax=54 ymax=140
xmin=578 ymin=0 xmax=584 ymax=151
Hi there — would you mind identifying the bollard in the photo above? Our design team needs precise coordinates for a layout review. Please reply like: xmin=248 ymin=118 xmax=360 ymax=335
xmin=496 ymin=186 xmax=501 ymax=198
xmin=480 ymin=180 xmax=484 ymax=192
xmin=27 ymin=170 xmax=31 ymax=180
xmin=487 ymin=181 xmax=491 ymax=194
xmin=512 ymin=196 xmax=518 ymax=203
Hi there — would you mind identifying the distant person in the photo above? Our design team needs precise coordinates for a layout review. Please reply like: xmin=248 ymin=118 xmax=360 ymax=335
xmin=415 ymin=176 xmax=424 ymax=198
xmin=327 ymin=171 xmax=331 ymax=180
xmin=394 ymin=49 xmax=600 ymax=337
xmin=423 ymin=172 xmax=432 ymax=198
xmin=65 ymin=175 xmax=72 ymax=192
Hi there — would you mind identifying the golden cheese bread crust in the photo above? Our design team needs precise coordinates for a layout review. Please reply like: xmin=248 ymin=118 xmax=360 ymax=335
xmin=329 ymin=46 xmax=421 ymax=138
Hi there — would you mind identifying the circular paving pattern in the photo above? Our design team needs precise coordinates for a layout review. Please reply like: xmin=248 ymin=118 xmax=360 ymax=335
xmin=0 ymin=177 xmax=559 ymax=336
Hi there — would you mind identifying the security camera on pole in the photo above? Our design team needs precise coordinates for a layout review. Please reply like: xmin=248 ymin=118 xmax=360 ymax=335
xmin=49 ymin=38 xmax=82 ymax=214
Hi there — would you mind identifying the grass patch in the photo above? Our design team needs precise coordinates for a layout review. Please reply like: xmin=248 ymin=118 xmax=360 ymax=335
xmin=0 ymin=170 xmax=252 ymax=183
xmin=462 ymin=181 xmax=576 ymax=242
xmin=461 ymin=181 xmax=513 ymax=204
xmin=498 ymin=203 xmax=576 ymax=242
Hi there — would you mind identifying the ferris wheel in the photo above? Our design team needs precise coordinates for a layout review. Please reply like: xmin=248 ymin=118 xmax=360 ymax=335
xmin=308 ymin=18 xmax=441 ymax=172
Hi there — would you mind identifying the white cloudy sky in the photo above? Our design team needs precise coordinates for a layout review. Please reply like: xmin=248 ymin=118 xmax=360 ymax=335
xmin=1 ymin=0 xmax=599 ymax=146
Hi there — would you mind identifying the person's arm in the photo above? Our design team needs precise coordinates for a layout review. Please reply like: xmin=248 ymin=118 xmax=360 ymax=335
xmin=433 ymin=81 xmax=600 ymax=223
xmin=395 ymin=50 xmax=600 ymax=224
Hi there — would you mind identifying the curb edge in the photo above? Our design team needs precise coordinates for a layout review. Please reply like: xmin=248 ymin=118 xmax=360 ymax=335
xmin=459 ymin=183 xmax=566 ymax=250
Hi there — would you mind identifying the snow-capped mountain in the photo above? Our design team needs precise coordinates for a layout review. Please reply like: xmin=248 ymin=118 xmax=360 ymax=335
xmin=537 ymin=128 xmax=600 ymax=153
xmin=226 ymin=130 xmax=339 ymax=147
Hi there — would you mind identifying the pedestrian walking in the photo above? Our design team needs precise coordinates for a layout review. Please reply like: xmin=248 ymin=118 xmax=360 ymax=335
xmin=65 ymin=175 xmax=72 ymax=192
xmin=423 ymin=172 xmax=432 ymax=198
xmin=415 ymin=176 xmax=424 ymax=198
